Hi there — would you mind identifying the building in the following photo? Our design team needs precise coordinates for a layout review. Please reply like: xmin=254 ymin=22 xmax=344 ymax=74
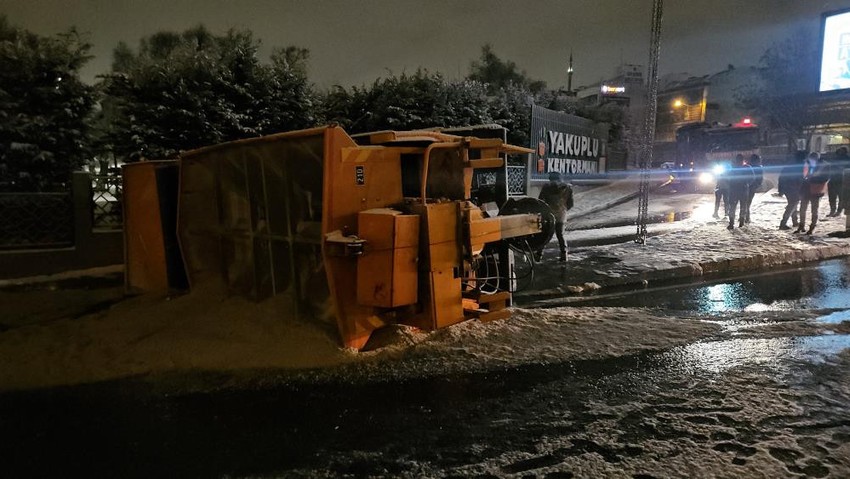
xmin=653 ymin=65 xmax=763 ymax=165
xmin=576 ymin=63 xmax=646 ymax=111
xmin=575 ymin=64 xmax=647 ymax=169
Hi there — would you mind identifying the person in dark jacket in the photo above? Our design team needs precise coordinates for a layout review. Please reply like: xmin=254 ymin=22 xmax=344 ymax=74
xmin=538 ymin=171 xmax=574 ymax=262
xmin=743 ymin=154 xmax=763 ymax=224
xmin=797 ymin=152 xmax=830 ymax=235
xmin=726 ymin=154 xmax=754 ymax=230
xmin=777 ymin=151 xmax=805 ymax=230
xmin=828 ymin=147 xmax=849 ymax=217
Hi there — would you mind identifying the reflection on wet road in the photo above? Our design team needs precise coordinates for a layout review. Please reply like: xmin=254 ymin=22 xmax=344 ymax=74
xmin=564 ymin=257 xmax=850 ymax=313
xmin=557 ymin=258 xmax=850 ymax=397
xmin=668 ymin=335 xmax=850 ymax=375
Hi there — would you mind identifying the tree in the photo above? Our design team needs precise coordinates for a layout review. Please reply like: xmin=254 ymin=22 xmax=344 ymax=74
xmin=0 ymin=16 xmax=97 ymax=191
xmin=736 ymin=29 xmax=822 ymax=146
xmin=99 ymin=26 xmax=316 ymax=162
xmin=488 ymin=82 xmax=535 ymax=147
xmin=469 ymin=44 xmax=547 ymax=95
xmin=467 ymin=46 xmax=627 ymax=151
xmin=319 ymin=70 xmax=494 ymax=133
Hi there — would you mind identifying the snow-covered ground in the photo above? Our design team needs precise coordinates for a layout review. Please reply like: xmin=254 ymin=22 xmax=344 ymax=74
xmin=1 ymin=178 xmax=849 ymax=391
xmin=2 ymin=176 xmax=850 ymax=477
xmin=527 ymin=185 xmax=850 ymax=296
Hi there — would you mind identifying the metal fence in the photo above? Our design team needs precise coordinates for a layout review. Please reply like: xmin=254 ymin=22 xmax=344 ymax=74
xmin=0 ymin=192 xmax=74 ymax=249
xmin=91 ymin=174 xmax=123 ymax=230
xmin=507 ymin=165 xmax=527 ymax=196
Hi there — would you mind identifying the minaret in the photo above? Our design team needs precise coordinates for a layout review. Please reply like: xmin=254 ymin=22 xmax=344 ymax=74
xmin=567 ymin=51 xmax=574 ymax=94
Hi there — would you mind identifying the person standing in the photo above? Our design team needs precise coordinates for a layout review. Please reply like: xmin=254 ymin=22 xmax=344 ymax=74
xmin=778 ymin=151 xmax=805 ymax=230
xmin=538 ymin=171 xmax=574 ymax=262
xmin=712 ymin=163 xmax=729 ymax=219
xmin=828 ymin=147 xmax=849 ymax=217
xmin=797 ymin=152 xmax=830 ymax=235
xmin=744 ymin=154 xmax=763 ymax=224
xmin=726 ymin=154 xmax=753 ymax=230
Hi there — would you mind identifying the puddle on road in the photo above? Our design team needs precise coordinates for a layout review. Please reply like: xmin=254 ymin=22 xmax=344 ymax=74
xmin=554 ymin=258 xmax=850 ymax=374
xmin=661 ymin=335 xmax=850 ymax=375
xmin=568 ymin=257 xmax=850 ymax=313
xmin=817 ymin=309 xmax=850 ymax=324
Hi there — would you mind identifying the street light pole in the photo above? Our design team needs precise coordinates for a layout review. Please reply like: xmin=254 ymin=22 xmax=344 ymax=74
xmin=636 ymin=0 xmax=664 ymax=244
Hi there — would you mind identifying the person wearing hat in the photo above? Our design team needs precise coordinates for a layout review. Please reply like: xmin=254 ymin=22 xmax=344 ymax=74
xmin=538 ymin=171 xmax=574 ymax=262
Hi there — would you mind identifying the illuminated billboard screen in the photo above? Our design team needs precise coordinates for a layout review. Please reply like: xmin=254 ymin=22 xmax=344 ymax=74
xmin=820 ymin=10 xmax=850 ymax=92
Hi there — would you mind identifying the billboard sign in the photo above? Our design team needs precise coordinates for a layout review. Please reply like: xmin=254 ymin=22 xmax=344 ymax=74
xmin=820 ymin=9 xmax=850 ymax=92
xmin=601 ymin=85 xmax=626 ymax=95
xmin=529 ymin=104 xmax=606 ymax=181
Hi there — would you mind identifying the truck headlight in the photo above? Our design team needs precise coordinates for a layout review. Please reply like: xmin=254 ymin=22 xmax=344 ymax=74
xmin=698 ymin=172 xmax=715 ymax=184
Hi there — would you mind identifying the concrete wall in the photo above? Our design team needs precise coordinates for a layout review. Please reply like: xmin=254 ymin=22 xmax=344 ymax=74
xmin=0 ymin=172 xmax=123 ymax=280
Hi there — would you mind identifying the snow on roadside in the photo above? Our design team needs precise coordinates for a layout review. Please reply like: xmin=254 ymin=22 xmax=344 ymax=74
xmin=0 ymin=289 xmax=722 ymax=390
xmin=342 ymin=307 xmax=721 ymax=382
xmin=2 ymin=280 xmax=849 ymax=391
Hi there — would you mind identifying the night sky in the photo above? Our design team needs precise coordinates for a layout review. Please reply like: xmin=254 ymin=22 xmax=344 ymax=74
xmin=2 ymin=0 xmax=850 ymax=88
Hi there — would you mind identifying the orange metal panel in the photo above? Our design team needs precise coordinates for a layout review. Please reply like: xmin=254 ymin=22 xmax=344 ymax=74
xmin=357 ymin=250 xmax=394 ymax=307
xmin=466 ymin=158 xmax=504 ymax=169
xmin=427 ymin=241 xmax=459 ymax=271
xmin=123 ymin=162 xmax=169 ymax=292
xmin=391 ymin=245 xmax=419 ymax=306
xmin=394 ymin=214 xmax=420 ymax=248
xmin=468 ymin=216 xmax=504 ymax=251
xmin=358 ymin=130 xmax=461 ymax=145
xmin=356 ymin=209 xmax=419 ymax=308
xmin=322 ymin=128 xmax=378 ymax=349
xmin=357 ymin=209 xmax=397 ymax=250
xmin=466 ymin=138 xmax=504 ymax=149
xmin=430 ymin=270 xmax=464 ymax=329
xmin=498 ymin=214 xmax=543 ymax=239
xmin=422 ymin=202 xmax=458 ymax=245
xmin=464 ymin=166 xmax=473 ymax=199
xmin=322 ymin=128 xmax=411 ymax=349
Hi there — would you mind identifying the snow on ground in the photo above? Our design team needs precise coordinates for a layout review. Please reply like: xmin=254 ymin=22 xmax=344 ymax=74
xmin=285 ymin=328 xmax=850 ymax=479
xmin=1 ymin=177 xmax=849 ymax=392
xmin=340 ymin=307 xmax=722 ymax=382
xmin=0 ymin=292 xmax=357 ymax=390
xmin=0 ymin=286 xmax=724 ymax=390
xmin=529 ymin=188 xmax=850 ymax=295
xmin=4 ymin=277 xmax=850 ymax=393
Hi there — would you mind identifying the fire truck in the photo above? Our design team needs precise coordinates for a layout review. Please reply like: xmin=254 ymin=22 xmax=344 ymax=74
xmin=672 ymin=119 xmax=760 ymax=191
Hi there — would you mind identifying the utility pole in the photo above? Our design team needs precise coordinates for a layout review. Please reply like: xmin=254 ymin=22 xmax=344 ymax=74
xmin=636 ymin=0 xmax=663 ymax=244
xmin=567 ymin=51 xmax=574 ymax=94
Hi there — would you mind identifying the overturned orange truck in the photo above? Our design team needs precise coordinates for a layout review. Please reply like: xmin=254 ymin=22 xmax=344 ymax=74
xmin=171 ymin=126 xmax=549 ymax=350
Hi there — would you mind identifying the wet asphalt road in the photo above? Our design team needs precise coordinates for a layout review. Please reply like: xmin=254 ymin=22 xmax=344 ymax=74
xmin=2 ymin=260 xmax=850 ymax=477
xmin=2 ymin=335 xmax=849 ymax=477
